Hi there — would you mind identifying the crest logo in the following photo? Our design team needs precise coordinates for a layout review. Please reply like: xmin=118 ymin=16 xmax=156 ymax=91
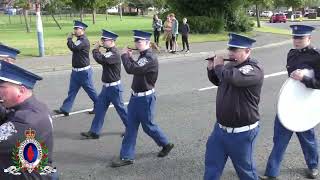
xmin=4 ymin=128 xmax=56 ymax=175
xmin=239 ymin=65 xmax=254 ymax=75
xmin=137 ymin=57 xmax=148 ymax=66
xmin=103 ymin=52 xmax=113 ymax=58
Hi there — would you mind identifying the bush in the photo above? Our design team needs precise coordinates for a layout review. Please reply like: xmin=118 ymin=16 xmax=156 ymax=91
xmin=225 ymin=10 xmax=254 ymax=32
xmin=187 ymin=16 xmax=224 ymax=33
xmin=159 ymin=13 xmax=224 ymax=34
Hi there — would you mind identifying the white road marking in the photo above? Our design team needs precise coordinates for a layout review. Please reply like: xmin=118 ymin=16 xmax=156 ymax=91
xmin=198 ymin=86 xmax=218 ymax=91
xmin=198 ymin=71 xmax=287 ymax=91
xmin=264 ymin=71 xmax=287 ymax=78
xmin=53 ymin=71 xmax=288 ymax=118
xmin=52 ymin=102 xmax=129 ymax=119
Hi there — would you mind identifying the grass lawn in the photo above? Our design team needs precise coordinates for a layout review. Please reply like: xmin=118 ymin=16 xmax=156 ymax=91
xmin=0 ymin=14 xmax=155 ymax=57
xmin=0 ymin=13 xmax=288 ymax=57
xmin=0 ymin=14 xmax=231 ymax=57
xmin=254 ymin=25 xmax=290 ymax=35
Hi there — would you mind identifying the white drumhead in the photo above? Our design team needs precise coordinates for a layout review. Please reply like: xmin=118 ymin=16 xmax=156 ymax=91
xmin=277 ymin=75 xmax=320 ymax=132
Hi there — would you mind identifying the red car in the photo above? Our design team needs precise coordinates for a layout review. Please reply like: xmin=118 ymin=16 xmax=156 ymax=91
xmin=269 ymin=13 xmax=287 ymax=23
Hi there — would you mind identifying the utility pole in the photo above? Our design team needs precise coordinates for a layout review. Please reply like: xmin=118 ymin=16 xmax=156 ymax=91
xmin=36 ymin=0 xmax=45 ymax=57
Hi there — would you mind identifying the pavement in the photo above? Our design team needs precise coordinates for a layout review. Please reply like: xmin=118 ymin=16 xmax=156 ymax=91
xmin=10 ymin=22 xmax=320 ymax=180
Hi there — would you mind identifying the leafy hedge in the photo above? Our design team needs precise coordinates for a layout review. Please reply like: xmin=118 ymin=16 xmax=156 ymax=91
xmin=159 ymin=13 xmax=224 ymax=34
xmin=225 ymin=10 xmax=254 ymax=32
xmin=187 ymin=16 xmax=224 ymax=33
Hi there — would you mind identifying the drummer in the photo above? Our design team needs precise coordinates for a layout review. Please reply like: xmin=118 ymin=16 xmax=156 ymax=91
xmin=260 ymin=25 xmax=320 ymax=179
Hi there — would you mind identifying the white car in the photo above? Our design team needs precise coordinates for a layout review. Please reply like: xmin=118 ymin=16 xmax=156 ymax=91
xmin=261 ymin=11 xmax=273 ymax=17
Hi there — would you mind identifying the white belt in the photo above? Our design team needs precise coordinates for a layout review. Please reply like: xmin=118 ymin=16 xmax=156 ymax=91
xmin=218 ymin=121 xmax=259 ymax=133
xmin=72 ymin=65 xmax=91 ymax=72
xmin=104 ymin=80 xmax=121 ymax=87
xmin=132 ymin=89 xmax=155 ymax=97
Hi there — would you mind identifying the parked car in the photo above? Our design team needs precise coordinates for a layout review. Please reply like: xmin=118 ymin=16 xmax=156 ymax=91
xmin=293 ymin=11 xmax=303 ymax=18
xmin=261 ymin=11 xmax=273 ymax=17
xmin=4 ymin=8 xmax=16 ymax=15
xmin=304 ymin=9 xmax=316 ymax=17
xmin=269 ymin=13 xmax=287 ymax=23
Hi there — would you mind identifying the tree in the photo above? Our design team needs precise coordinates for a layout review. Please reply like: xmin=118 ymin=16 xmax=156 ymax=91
xmin=304 ymin=0 xmax=320 ymax=7
xmin=273 ymin=0 xmax=286 ymax=8
xmin=104 ymin=0 xmax=118 ymax=20
xmin=248 ymin=0 xmax=274 ymax=28
xmin=167 ymin=0 xmax=254 ymax=32
xmin=71 ymin=0 xmax=90 ymax=21
xmin=15 ymin=0 xmax=32 ymax=33
xmin=43 ymin=0 xmax=68 ymax=29
xmin=153 ymin=0 xmax=167 ymax=12
xmin=127 ymin=0 xmax=153 ymax=15
xmin=88 ymin=0 xmax=116 ymax=24
xmin=284 ymin=0 xmax=304 ymax=9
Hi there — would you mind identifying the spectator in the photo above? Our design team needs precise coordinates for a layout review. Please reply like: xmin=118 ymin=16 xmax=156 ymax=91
xmin=152 ymin=14 xmax=162 ymax=46
xmin=163 ymin=15 xmax=172 ymax=52
xmin=181 ymin=17 xmax=190 ymax=53
xmin=170 ymin=13 xmax=179 ymax=53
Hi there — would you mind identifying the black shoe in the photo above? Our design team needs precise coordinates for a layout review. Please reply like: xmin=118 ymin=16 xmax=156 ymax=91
xmin=80 ymin=131 xmax=99 ymax=139
xmin=54 ymin=109 xmax=69 ymax=116
xmin=157 ymin=143 xmax=174 ymax=157
xmin=88 ymin=110 xmax=95 ymax=114
xmin=259 ymin=175 xmax=278 ymax=180
xmin=307 ymin=168 xmax=319 ymax=179
xmin=111 ymin=158 xmax=134 ymax=168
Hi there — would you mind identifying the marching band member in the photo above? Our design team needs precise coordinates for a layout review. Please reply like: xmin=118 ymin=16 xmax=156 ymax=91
xmin=260 ymin=25 xmax=320 ymax=180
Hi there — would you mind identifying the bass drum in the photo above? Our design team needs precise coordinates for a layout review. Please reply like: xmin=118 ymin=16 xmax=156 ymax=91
xmin=277 ymin=69 xmax=320 ymax=132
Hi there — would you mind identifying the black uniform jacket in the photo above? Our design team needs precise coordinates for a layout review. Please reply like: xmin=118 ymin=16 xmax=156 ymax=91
xmin=121 ymin=48 xmax=158 ymax=92
xmin=207 ymin=58 xmax=264 ymax=127
xmin=92 ymin=46 xmax=121 ymax=83
xmin=286 ymin=45 xmax=320 ymax=89
xmin=0 ymin=96 xmax=54 ymax=180
xmin=67 ymin=34 xmax=90 ymax=68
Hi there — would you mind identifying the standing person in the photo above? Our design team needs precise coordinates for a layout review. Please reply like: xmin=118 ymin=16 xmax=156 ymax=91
xmin=54 ymin=20 xmax=98 ymax=116
xmin=80 ymin=29 xmax=127 ymax=139
xmin=0 ymin=44 xmax=20 ymax=125
xmin=111 ymin=30 xmax=174 ymax=167
xmin=260 ymin=25 xmax=320 ymax=180
xmin=152 ymin=14 xmax=162 ymax=46
xmin=205 ymin=33 xmax=264 ymax=180
xmin=181 ymin=17 xmax=190 ymax=53
xmin=163 ymin=15 xmax=172 ymax=52
xmin=0 ymin=61 xmax=58 ymax=179
xmin=170 ymin=13 xmax=179 ymax=53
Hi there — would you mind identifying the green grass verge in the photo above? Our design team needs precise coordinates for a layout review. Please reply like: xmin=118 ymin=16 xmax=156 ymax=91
xmin=254 ymin=26 xmax=290 ymax=35
xmin=0 ymin=14 xmax=154 ymax=57
xmin=0 ymin=14 xmax=235 ymax=57
xmin=0 ymin=14 xmax=287 ymax=57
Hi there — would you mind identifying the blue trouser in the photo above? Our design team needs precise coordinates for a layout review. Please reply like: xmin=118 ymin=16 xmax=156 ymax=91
xmin=204 ymin=123 xmax=259 ymax=180
xmin=120 ymin=93 xmax=169 ymax=160
xmin=89 ymin=84 xmax=128 ymax=134
xmin=264 ymin=115 xmax=318 ymax=177
xmin=60 ymin=68 xmax=98 ymax=113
